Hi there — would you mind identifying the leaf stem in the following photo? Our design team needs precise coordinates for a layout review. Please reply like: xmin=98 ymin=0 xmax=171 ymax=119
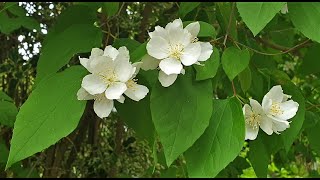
xmin=223 ymin=2 xmax=236 ymax=47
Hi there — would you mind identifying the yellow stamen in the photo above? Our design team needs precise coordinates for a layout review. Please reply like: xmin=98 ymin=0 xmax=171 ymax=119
xmin=270 ymin=102 xmax=284 ymax=116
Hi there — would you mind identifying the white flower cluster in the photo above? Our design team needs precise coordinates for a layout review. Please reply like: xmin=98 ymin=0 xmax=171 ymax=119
xmin=77 ymin=46 xmax=149 ymax=118
xmin=141 ymin=18 xmax=213 ymax=87
xmin=243 ymin=85 xmax=299 ymax=140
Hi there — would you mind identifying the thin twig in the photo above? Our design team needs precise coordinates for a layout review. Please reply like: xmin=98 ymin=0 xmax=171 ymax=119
xmin=117 ymin=2 xmax=125 ymax=16
xmin=306 ymin=104 xmax=320 ymax=111
xmin=231 ymin=80 xmax=237 ymax=96
xmin=223 ymin=2 xmax=236 ymax=47
xmin=102 ymin=30 xmax=117 ymax=40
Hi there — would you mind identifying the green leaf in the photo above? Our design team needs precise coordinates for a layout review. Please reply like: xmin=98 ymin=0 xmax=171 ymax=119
xmin=288 ymin=3 xmax=320 ymax=43
xmin=183 ymin=21 xmax=216 ymax=38
xmin=6 ymin=66 xmax=87 ymax=169
xmin=194 ymin=47 xmax=220 ymax=81
xmin=104 ymin=2 xmax=119 ymax=17
xmin=237 ymin=2 xmax=286 ymax=36
xmin=0 ymin=12 xmax=39 ymax=34
xmin=0 ymin=101 xmax=18 ymax=128
xmin=115 ymin=75 xmax=155 ymax=144
xmin=303 ymin=111 xmax=320 ymax=130
xmin=112 ymin=38 xmax=141 ymax=52
xmin=238 ymin=66 xmax=252 ymax=93
xmin=35 ymin=24 xmax=102 ymax=85
xmin=179 ymin=2 xmax=200 ymax=19
xmin=0 ymin=91 xmax=13 ymax=102
xmin=222 ymin=47 xmax=250 ymax=81
xmin=150 ymin=68 xmax=213 ymax=167
xmin=248 ymin=137 xmax=269 ymax=178
xmin=130 ymin=42 xmax=147 ymax=63
xmin=299 ymin=43 xmax=320 ymax=75
xmin=185 ymin=97 xmax=245 ymax=177
xmin=6 ymin=4 xmax=27 ymax=17
xmin=307 ymin=115 xmax=320 ymax=155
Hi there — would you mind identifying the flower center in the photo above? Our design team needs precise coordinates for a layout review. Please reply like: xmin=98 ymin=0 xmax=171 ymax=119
xmin=126 ymin=79 xmax=138 ymax=90
xmin=169 ymin=43 xmax=184 ymax=60
xmin=246 ymin=113 xmax=261 ymax=130
xmin=94 ymin=93 xmax=105 ymax=101
xmin=270 ymin=102 xmax=284 ymax=116
xmin=99 ymin=72 xmax=117 ymax=87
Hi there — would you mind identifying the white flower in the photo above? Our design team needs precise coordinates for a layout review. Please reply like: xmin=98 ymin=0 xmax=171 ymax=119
xmin=77 ymin=46 xmax=149 ymax=118
xmin=144 ymin=18 xmax=213 ymax=87
xmin=261 ymin=85 xmax=299 ymax=134
xmin=243 ymin=98 xmax=274 ymax=140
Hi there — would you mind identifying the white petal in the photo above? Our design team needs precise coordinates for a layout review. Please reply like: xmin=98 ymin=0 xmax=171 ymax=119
xmin=245 ymin=124 xmax=259 ymax=140
xmin=146 ymin=36 xmax=170 ymax=59
xmin=249 ymin=98 xmax=263 ymax=114
xmin=132 ymin=62 xmax=143 ymax=78
xmin=180 ymin=43 xmax=201 ymax=66
xmin=125 ymin=84 xmax=149 ymax=101
xmin=185 ymin=22 xmax=200 ymax=38
xmin=243 ymin=104 xmax=253 ymax=119
xmin=149 ymin=26 xmax=169 ymax=41
xmin=114 ymin=58 xmax=135 ymax=82
xmin=262 ymin=96 xmax=273 ymax=114
xmin=159 ymin=57 xmax=183 ymax=75
xmin=165 ymin=18 xmax=183 ymax=31
xmin=116 ymin=95 xmax=125 ymax=103
xmin=158 ymin=70 xmax=178 ymax=87
xmin=277 ymin=100 xmax=299 ymax=120
xmin=117 ymin=46 xmax=130 ymax=61
xmin=198 ymin=42 xmax=213 ymax=62
xmin=90 ymin=56 xmax=114 ymax=74
xmin=79 ymin=57 xmax=93 ymax=73
xmin=103 ymin=45 xmax=119 ymax=60
xmin=140 ymin=54 xmax=160 ymax=71
xmin=77 ymin=87 xmax=94 ymax=100
xmin=259 ymin=115 xmax=273 ymax=135
xmin=105 ymin=82 xmax=127 ymax=100
xmin=82 ymin=74 xmax=106 ymax=95
xmin=272 ymin=119 xmax=290 ymax=134
xmin=168 ymin=27 xmax=192 ymax=47
xmin=180 ymin=68 xmax=185 ymax=75
xmin=90 ymin=48 xmax=103 ymax=58
xmin=264 ymin=85 xmax=284 ymax=103
xmin=93 ymin=98 xmax=114 ymax=118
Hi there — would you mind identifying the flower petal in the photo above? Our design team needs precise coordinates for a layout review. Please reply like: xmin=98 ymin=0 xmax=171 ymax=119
xmin=146 ymin=36 xmax=170 ymax=59
xmin=114 ymin=57 xmax=135 ymax=82
xmin=141 ymin=54 xmax=160 ymax=71
xmin=198 ymin=42 xmax=213 ymax=62
xmin=272 ymin=119 xmax=290 ymax=134
xmin=132 ymin=62 xmax=143 ymax=78
xmin=277 ymin=100 xmax=299 ymax=120
xmin=116 ymin=46 xmax=130 ymax=61
xmin=90 ymin=56 xmax=114 ymax=74
xmin=168 ymin=27 xmax=192 ymax=47
xmin=77 ymin=87 xmax=94 ymax=100
xmin=82 ymin=74 xmax=106 ymax=95
xmin=79 ymin=57 xmax=93 ymax=73
xmin=185 ymin=22 xmax=200 ymax=38
xmin=263 ymin=85 xmax=284 ymax=103
xmin=243 ymin=104 xmax=253 ymax=119
xmin=262 ymin=96 xmax=273 ymax=115
xmin=125 ymin=84 xmax=149 ymax=101
xmin=180 ymin=42 xmax=201 ymax=66
xmin=260 ymin=115 xmax=273 ymax=135
xmin=105 ymin=82 xmax=127 ymax=100
xmin=116 ymin=95 xmax=125 ymax=103
xmin=159 ymin=57 xmax=183 ymax=75
xmin=245 ymin=124 xmax=259 ymax=140
xmin=149 ymin=26 xmax=169 ymax=41
xmin=103 ymin=45 xmax=119 ymax=60
xmin=158 ymin=70 xmax=178 ymax=87
xmin=89 ymin=48 xmax=103 ymax=59
xmin=249 ymin=98 xmax=263 ymax=114
xmin=93 ymin=98 xmax=114 ymax=118
xmin=165 ymin=18 xmax=183 ymax=31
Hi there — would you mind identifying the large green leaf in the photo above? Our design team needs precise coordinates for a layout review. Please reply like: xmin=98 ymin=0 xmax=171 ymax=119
xmin=183 ymin=21 xmax=216 ymax=38
xmin=222 ymin=47 xmax=250 ymax=81
xmin=288 ymin=3 xmax=320 ymax=43
xmin=248 ymin=136 xmax=269 ymax=178
xmin=0 ymin=91 xmax=13 ymax=102
xmin=0 ymin=101 xmax=18 ymax=128
xmin=0 ymin=12 xmax=40 ymax=35
xmin=185 ymin=97 xmax=245 ymax=177
xmin=216 ymin=2 xmax=238 ymax=40
xmin=112 ymin=38 xmax=141 ymax=52
xmin=150 ymin=68 xmax=213 ymax=167
xmin=299 ymin=43 xmax=320 ymax=75
xmin=238 ymin=66 xmax=252 ymax=93
xmin=104 ymin=2 xmax=119 ymax=17
xmin=194 ymin=47 xmax=220 ymax=81
xmin=6 ymin=66 xmax=87 ymax=169
xmin=130 ymin=42 xmax=147 ymax=63
xmin=237 ymin=2 xmax=285 ymax=36
xmin=307 ymin=115 xmax=320 ymax=155
xmin=115 ymin=74 xmax=155 ymax=144
xmin=35 ymin=24 xmax=102 ymax=85
xmin=179 ymin=2 xmax=200 ymax=18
